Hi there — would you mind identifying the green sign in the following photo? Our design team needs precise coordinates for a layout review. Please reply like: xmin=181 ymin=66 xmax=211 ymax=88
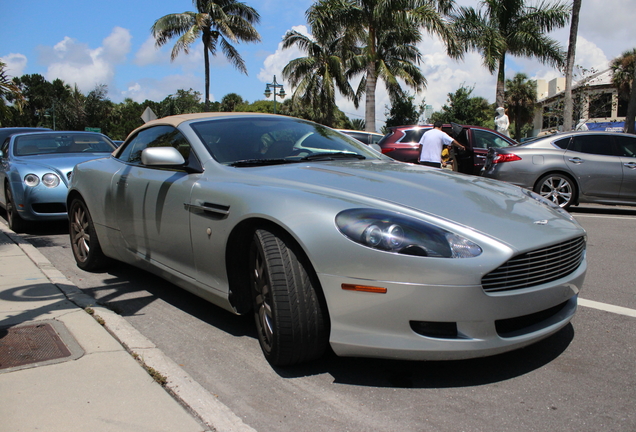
xmin=84 ymin=127 xmax=101 ymax=132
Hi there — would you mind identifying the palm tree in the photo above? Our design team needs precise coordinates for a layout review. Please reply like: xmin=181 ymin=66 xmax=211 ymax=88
xmin=282 ymin=29 xmax=354 ymax=127
xmin=562 ymin=0 xmax=582 ymax=131
xmin=0 ymin=61 xmax=26 ymax=121
xmin=152 ymin=0 xmax=261 ymax=111
xmin=611 ymin=48 xmax=636 ymax=134
xmin=306 ymin=0 xmax=460 ymax=132
xmin=505 ymin=72 xmax=536 ymax=139
xmin=453 ymin=0 xmax=570 ymax=108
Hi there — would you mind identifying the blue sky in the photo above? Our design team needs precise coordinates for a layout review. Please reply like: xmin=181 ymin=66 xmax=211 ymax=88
xmin=1 ymin=0 xmax=635 ymax=130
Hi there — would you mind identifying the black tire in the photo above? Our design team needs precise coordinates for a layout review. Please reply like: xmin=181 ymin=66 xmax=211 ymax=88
xmin=5 ymin=186 xmax=29 ymax=233
xmin=534 ymin=173 xmax=577 ymax=209
xmin=69 ymin=198 xmax=110 ymax=271
xmin=249 ymin=229 xmax=328 ymax=366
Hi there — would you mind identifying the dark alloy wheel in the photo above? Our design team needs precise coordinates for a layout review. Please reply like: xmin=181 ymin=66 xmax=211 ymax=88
xmin=534 ymin=174 xmax=577 ymax=209
xmin=249 ymin=228 xmax=328 ymax=366
xmin=5 ymin=186 xmax=28 ymax=233
xmin=69 ymin=198 xmax=110 ymax=271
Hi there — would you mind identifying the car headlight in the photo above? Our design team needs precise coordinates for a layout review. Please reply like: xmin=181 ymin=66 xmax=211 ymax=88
xmin=336 ymin=209 xmax=482 ymax=258
xmin=42 ymin=173 xmax=61 ymax=188
xmin=24 ymin=174 xmax=40 ymax=187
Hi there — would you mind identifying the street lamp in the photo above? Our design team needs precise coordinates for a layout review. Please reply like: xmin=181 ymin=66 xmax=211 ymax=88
xmin=264 ymin=75 xmax=286 ymax=114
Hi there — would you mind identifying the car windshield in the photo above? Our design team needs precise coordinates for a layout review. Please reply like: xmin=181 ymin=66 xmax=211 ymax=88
xmin=14 ymin=133 xmax=115 ymax=156
xmin=191 ymin=117 xmax=383 ymax=166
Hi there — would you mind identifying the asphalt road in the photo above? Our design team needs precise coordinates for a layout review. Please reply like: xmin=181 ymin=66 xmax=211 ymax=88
xmin=3 ymin=204 xmax=636 ymax=432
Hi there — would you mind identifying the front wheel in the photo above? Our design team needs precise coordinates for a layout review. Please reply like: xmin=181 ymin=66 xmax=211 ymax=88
xmin=5 ymin=186 xmax=28 ymax=233
xmin=69 ymin=198 xmax=110 ymax=271
xmin=534 ymin=173 xmax=577 ymax=209
xmin=250 ymin=229 xmax=328 ymax=366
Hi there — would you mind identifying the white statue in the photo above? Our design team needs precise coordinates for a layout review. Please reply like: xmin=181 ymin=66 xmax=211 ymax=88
xmin=494 ymin=106 xmax=510 ymax=137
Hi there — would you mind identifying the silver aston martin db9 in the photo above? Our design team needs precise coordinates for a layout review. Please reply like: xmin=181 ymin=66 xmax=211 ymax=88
xmin=68 ymin=113 xmax=587 ymax=366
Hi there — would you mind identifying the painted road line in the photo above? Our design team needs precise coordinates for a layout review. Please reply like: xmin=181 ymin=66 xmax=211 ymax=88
xmin=579 ymin=298 xmax=636 ymax=318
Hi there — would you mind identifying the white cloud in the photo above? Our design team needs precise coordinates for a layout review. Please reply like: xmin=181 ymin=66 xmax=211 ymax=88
xmin=121 ymin=73 xmax=203 ymax=103
xmin=134 ymin=36 xmax=167 ymax=66
xmin=257 ymin=25 xmax=310 ymax=86
xmin=36 ymin=28 xmax=132 ymax=94
xmin=0 ymin=53 xmax=28 ymax=77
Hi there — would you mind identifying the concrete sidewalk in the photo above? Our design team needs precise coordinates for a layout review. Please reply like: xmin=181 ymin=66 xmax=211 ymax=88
xmin=0 ymin=224 xmax=255 ymax=432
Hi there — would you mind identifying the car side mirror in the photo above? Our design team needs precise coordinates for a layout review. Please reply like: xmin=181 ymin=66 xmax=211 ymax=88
xmin=141 ymin=147 xmax=186 ymax=166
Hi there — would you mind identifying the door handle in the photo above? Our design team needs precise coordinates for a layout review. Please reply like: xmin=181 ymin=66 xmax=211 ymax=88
xmin=624 ymin=162 xmax=636 ymax=169
xmin=568 ymin=157 xmax=583 ymax=164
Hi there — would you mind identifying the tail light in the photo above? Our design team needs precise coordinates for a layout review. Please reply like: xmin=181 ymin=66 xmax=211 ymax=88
xmin=381 ymin=147 xmax=396 ymax=154
xmin=492 ymin=153 xmax=521 ymax=163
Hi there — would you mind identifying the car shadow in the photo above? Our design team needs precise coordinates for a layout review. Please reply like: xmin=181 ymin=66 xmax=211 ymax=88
xmin=569 ymin=205 xmax=636 ymax=216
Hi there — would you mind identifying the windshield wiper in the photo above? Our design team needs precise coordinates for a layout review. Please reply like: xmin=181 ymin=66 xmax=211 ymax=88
xmin=229 ymin=158 xmax=302 ymax=167
xmin=300 ymin=152 xmax=366 ymax=161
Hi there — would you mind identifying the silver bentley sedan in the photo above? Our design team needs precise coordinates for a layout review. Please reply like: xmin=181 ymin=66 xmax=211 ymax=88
xmin=68 ymin=113 xmax=587 ymax=366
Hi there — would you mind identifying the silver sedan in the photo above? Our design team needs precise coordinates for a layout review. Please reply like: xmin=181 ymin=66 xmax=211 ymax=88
xmin=482 ymin=131 xmax=636 ymax=209
xmin=68 ymin=113 xmax=587 ymax=366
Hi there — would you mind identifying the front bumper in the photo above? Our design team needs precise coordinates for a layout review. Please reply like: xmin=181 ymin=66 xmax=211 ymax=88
xmin=12 ymin=184 xmax=69 ymax=221
xmin=319 ymin=259 xmax=585 ymax=361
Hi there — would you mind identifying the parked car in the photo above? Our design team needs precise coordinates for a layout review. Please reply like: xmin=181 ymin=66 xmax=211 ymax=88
xmin=336 ymin=129 xmax=384 ymax=145
xmin=481 ymin=131 xmax=636 ymax=209
xmin=0 ymin=131 xmax=117 ymax=232
xmin=68 ymin=113 xmax=586 ymax=366
xmin=378 ymin=123 xmax=517 ymax=175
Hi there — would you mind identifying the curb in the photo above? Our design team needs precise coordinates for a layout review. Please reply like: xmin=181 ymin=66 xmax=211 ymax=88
xmin=1 ymin=225 xmax=256 ymax=432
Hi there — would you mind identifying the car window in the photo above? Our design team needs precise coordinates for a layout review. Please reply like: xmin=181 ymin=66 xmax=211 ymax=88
xmin=0 ymin=138 xmax=9 ymax=158
xmin=13 ymin=133 xmax=115 ymax=156
xmin=191 ymin=117 xmax=379 ymax=165
xmin=569 ymin=135 xmax=616 ymax=156
xmin=553 ymin=137 xmax=570 ymax=149
xmin=400 ymin=128 xmax=428 ymax=143
xmin=472 ymin=129 xmax=511 ymax=149
xmin=118 ymin=125 xmax=200 ymax=170
xmin=615 ymin=135 xmax=636 ymax=158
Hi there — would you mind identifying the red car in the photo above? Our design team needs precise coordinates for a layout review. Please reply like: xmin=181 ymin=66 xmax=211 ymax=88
xmin=378 ymin=123 xmax=517 ymax=175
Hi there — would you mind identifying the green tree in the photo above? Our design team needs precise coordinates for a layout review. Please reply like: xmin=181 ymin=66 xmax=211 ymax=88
xmin=430 ymin=85 xmax=492 ymax=126
xmin=220 ymin=92 xmax=246 ymax=112
xmin=504 ymin=72 xmax=536 ymax=139
xmin=384 ymin=92 xmax=424 ymax=127
xmin=0 ymin=61 xmax=25 ymax=124
xmin=282 ymin=29 xmax=353 ymax=127
xmin=161 ymin=88 xmax=203 ymax=116
xmin=611 ymin=48 xmax=636 ymax=134
xmin=453 ymin=0 xmax=570 ymax=108
xmin=152 ymin=0 xmax=261 ymax=111
xmin=307 ymin=0 xmax=460 ymax=132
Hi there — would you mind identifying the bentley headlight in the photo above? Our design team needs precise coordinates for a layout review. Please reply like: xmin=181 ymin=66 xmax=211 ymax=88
xmin=24 ymin=174 xmax=40 ymax=187
xmin=42 ymin=173 xmax=61 ymax=188
xmin=336 ymin=209 xmax=482 ymax=258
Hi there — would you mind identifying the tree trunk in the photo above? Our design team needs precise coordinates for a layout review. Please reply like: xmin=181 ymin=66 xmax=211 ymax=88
xmin=204 ymin=45 xmax=210 ymax=112
xmin=365 ymin=63 xmax=377 ymax=132
xmin=496 ymin=54 xmax=506 ymax=109
xmin=563 ymin=0 xmax=582 ymax=131
xmin=625 ymin=65 xmax=636 ymax=134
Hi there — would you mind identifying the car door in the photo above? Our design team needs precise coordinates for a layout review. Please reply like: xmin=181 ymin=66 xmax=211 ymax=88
xmin=111 ymin=125 xmax=202 ymax=277
xmin=615 ymin=134 xmax=636 ymax=202
xmin=564 ymin=134 xmax=623 ymax=199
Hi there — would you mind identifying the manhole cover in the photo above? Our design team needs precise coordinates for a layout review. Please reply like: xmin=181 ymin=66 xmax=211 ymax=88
xmin=0 ymin=320 xmax=82 ymax=371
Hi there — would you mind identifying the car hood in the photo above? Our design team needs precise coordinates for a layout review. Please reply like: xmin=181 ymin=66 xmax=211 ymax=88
xmin=14 ymin=153 xmax=112 ymax=177
xmin=232 ymin=160 xmax=584 ymax=251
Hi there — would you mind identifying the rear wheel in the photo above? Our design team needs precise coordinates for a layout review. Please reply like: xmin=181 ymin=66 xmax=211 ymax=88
xmin=5 ymin=186 xmax=28 ymax=233
xmin=250 ymin=229 xmax=328 ymax=366
xmin=534 ymin=174 xmax=577 ymax=209
xmin=69 ymin=198 xmax=110 ymax=271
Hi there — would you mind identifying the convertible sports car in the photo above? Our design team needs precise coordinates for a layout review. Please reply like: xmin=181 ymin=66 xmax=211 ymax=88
xmin=68 ymin=113 xmax=587 ymax=366
xmin=0 ymin=131 xmax=116 ymax=232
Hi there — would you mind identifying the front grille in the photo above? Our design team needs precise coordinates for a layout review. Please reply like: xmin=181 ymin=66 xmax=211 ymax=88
xmin=482 ymin=236 xmax=585 ymax=293
xmin=32 ymin=203 xmax=67 ymax=214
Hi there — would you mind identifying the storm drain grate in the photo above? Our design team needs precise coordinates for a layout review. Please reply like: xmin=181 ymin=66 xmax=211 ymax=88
xmin=0 ymin=322 xmax=73 ymax=370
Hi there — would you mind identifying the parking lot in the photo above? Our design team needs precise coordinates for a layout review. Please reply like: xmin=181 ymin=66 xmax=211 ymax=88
xmin=3 ymin=204 xmax=635 ymax=431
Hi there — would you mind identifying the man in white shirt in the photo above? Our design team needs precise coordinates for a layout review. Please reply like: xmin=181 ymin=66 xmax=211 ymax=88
xmin=418 ymin=121 xmax=465 ymax=168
